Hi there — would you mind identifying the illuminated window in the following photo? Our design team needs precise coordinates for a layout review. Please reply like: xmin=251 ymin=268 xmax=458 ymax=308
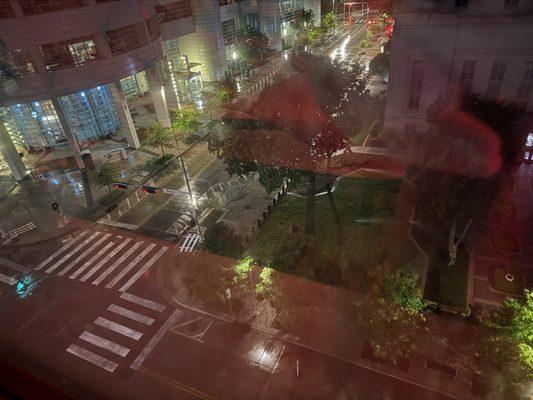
xmin=222 ymin=19 xmax=238 ymax=45
xmin=0 ymin=49 xmax=37 ymax=76
xmin=155 ymin=1 xmax=191 ymax=23
xmin=516 ymin=62 xmax=533 ymax=100
xmin=40 ymin=37 xmax=98 ymax=71
xmin=106 ymin=24 xmax=140 ymax=55
xmin=19 ymin=0 xmax=83 ymax=16
xmin=408 ymin=61 xmax=425 ymax=110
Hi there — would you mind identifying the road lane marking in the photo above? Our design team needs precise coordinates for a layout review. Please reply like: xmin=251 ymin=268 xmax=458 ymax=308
xmin=79 ymin=331 xmax=130 ymax=357
xmin=118 ymin=246 xmax=168 ymax=292
xmin=105 ymin=243 xmax=157 ymax=289
xmin=0 ymin=272 xmax=17 ymax=286
xmin=57 ymin=233 xmax=112 ymax=276
xmin=66 ymin=344 xmax=118 ymax=373
xmin=130 ymin=308 xmax=182 ymax=370
xmin=92 ymin=241 xmax=144 ymax=286
xmin=36 ymin=230 xmax=90 ymax=271
xmin=79 ymin=238 xmax=132 ymax=282
xmin=119 ymin=292 xmax=166 ymax=312
xmin=69 ymin=241 xmax=115 ymax=280
xmin=108 ymin=304 xmax=155 ymax=326
xmin=46 ymin=231 xmax=101 ymax=274
xmin=95 ymin=317 xmax=143 ymax=340
xmin=137 ymin=366 xmax=217 ymax=400
xmin=0 ymin=257 xmax=31 ymax=274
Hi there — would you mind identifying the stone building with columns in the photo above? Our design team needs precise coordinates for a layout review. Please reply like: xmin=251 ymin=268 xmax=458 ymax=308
xmin=0 ymin=0 xmax=321 ymax=180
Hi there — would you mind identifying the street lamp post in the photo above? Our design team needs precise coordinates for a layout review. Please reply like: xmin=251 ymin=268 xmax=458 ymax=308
xmin=179 ymin=156 xmax=203 ymax=240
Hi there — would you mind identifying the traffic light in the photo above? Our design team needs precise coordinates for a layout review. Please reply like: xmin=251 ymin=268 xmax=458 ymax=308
xmin=112 ymin=182 xmax=129 ymax=190
xmin=142 ymin=185 xmax=158 ymax=194
xmin=51 ymin=202 xmax=59 ymax=211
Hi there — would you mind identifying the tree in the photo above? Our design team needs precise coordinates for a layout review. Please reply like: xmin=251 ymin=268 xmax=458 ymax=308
xmin=94 ymin=162 xmax=119 ymax=194
xmin=237 ymin=30 xmax=269 ymax=63
xmin=411 ymin=94 xmax=520 ymax=266
xmin=369 ymin=52 xmax=389 ymax=77
xmin=475 ymin=290 xmax=533 ymax=399
xmin=232 ymin=255 xmax=254 ymax=291
xmin=203 ymin=221 xmax=243 ymax=258
xmin=321 ymin=12 xmax=336 ymax=34
xmin=144 ymin=122 xmax=174 ymax=155
xmin=171 ymin=106 xmax=200 ymax=144
xmin=356 ymin=265 xmax=426 ymax=362
xmin=214 ymin=73 xmax=238 ymax=105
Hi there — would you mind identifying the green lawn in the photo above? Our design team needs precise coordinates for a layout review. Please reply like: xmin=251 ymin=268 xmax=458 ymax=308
xmin=438 ymin=247 xmax=469 ymax=309
xmin=248 ymin=174 xmax=424 ymax=290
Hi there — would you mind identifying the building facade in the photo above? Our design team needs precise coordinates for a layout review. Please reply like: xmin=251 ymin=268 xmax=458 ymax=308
xmin=0 ymin=0 xmax=320 ymax=180
xmin=384 ymin=0 xmax=533 ymax=151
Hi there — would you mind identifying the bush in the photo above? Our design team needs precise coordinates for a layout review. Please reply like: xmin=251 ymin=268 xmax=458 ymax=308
xmin=204 ymin=222 xmax=244 ymax=258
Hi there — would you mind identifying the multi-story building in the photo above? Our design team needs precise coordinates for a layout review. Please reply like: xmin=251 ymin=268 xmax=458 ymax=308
xmin=0 ymin=0 xmax=320 ymax=181
xmin=384 ymin=0 xmax=533 ymax=156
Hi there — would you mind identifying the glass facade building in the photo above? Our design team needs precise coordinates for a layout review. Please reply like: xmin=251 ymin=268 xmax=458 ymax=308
xmin=1 ymin=84 xmax=120 ymax=151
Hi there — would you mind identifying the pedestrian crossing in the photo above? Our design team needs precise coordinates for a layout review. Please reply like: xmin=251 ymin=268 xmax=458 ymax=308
xmin=66 ymin=292 xmax=177 ymax=373
xmin=36 ymin=229 xmax=168 ymax=292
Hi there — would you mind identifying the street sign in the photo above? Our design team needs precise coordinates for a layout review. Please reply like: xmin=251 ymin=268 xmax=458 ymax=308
xmin=163 ymin=188 xmax=187 ymax=196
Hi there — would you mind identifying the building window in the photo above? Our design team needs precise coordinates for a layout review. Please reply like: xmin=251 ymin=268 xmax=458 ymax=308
xmin=19 ymin=0 xmax=83 ymax=16
xmin=40 ymin=37 xmax=98 ymax=71
xmin=242 ymin=12 xmax=260 ymax=33
xmin=455 ymin=0 xmax=469 ymax=7
xmin=0 ymin=0 xmax=15 ymax=19
xmin=486 ymin=60 xmax=506 ymax=99
xmin=408 ymin=61 xmax=425 ymax=110
xmin=503 ymin=0 xmax=519 ymax=7
xmin=0 ymin=49 xmax=37 ymax=76
xmin=106 ymin=24 xmax=140 ymax=55
xmin=155 ymin=1 xmax=191 ymax=23
xmin=221 ymin=19 xmax=238 ymax=45
xmin=516 ymin=62 xmax=533 ymax=101
xmin=459 ymin=59 xmax=476 ymax=93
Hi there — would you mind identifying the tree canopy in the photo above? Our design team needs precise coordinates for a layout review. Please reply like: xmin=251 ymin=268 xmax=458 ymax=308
xmin=171 ymin=107 xmax=200 ymax=143
xmin=94 ymin=162 xmax=119 ymax=193
xmin=144 ymin=122 xmax=174 ymax=155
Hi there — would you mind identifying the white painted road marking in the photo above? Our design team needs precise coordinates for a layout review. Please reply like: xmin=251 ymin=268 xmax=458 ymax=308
xmin=131 ymin=309 xmax=182 ymax=370
xmin=92 ymin=241 xmax=144 ymax=286
xmin=107 ymin=304 xmax=155 ymax=326
xmin=80 ymin=238 xmax=132 ymax=282
xmin=95 ymin=317 xmax=143 ymax=340
xmin=0 ymin=257 xmax=31 ymax=274
xmin=79 ymin=331 xmax=130 ymax=357
xmin=0 ymin=273 xmax=17 ymax=286
xmin=35 ymin=230 xmax=90 ymax=271
xmin=119 ymin=246 xmax=168 ymax=292
xmin=119 ymin=292 xmax=166 ymax=312
xmin=46 ymin=231 xmax=101 ymax=274
xmin=69 ymin=241 xmax=115 ymax=280
xmin=58 ymin=233 xmax=111 ymax=276
xmin=66 ymin=344 xmax=118 ymax=373
xmin=105 ymin=243 xmax=157 ymax=289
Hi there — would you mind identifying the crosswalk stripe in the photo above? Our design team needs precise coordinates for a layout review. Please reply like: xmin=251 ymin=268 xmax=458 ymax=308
xmin=94 ymin=317 xmax=143 ymax=340
xmin=92 ymin=241 xmax=144 ymax=286
xmin=79 ymin=238 xmax=132 ymax=282
xmin=79 ymin=331 xmax=130 ymax=357
xmin=46 ymin=231 xmax=101 ymax=274
xmin=118 ymin=247 xmax=168 ymax=292
xmin=119 ymin=292 xmax=166 ymax=312
xmin=57 ymin=233 xmax=112 ymax=277
xmin=36 ymin=230 xmax=90 ymax=271
xmin=69 ymin=241 xmax=115 ymax=280
xmin=66 ymin=344 xmax=118 ymax=373
xmin=105 ymin=243 xmax=157 ymax=289
xmin=0 ymin=272 xmax=17 ymax=286
xmin=108 ymin=304 xmax=155 ymax=326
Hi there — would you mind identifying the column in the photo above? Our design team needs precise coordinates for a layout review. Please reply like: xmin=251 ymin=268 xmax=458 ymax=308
xmin=50 ymin=97 xmax=85 ymax=170
xmin=0 ymin=121 xmax=27 ymax=181
xmin=146 ymin=66 xmax=171 ymax=128
xmin=109 ymin=83 xmax=141 ymax=149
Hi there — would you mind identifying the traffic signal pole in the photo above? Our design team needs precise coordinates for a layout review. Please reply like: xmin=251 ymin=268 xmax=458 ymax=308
xmin=179 ymin=156 xmax=203 ymax=240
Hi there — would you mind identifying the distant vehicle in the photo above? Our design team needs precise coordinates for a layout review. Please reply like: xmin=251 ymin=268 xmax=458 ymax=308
xmin=105 ymin=148 xmax=127 ymax=162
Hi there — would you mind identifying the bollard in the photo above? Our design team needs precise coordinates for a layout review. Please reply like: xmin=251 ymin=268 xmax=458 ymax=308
xmin=273 ymin=198 xmax=277 ymax=207
xmin=262 ymin=211 xmax=267 ymax=220
xmin=268 ymin=205 xmax=272 ymax=213
xmin=257 ymin=219 xmax=261 ymax=227
xmin=277 ymin=192 xmax=281 ymax=200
